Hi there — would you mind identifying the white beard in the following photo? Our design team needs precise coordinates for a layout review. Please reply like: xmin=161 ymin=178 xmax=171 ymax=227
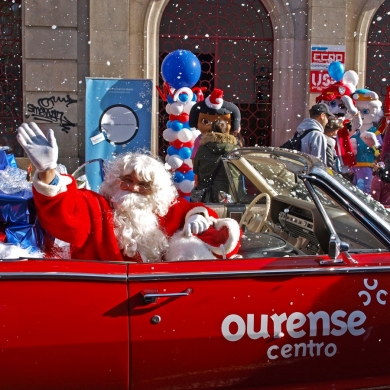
xmin=110 ymin=189 xmax=169 ymax=262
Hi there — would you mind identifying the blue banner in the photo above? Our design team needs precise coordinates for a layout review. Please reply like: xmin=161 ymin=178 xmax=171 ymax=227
xmin=85 ymin=78 xmax=152 ymax=191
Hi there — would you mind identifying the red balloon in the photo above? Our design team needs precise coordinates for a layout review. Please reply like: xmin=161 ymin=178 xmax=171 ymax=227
xmin=169 ymin=113 xmax=189 ymax=123
xmin=177 ymin=189 xmax=191 ymax=197
xmin=171 ymin=139 xmax=184 ymax=149
xmin=183 ymin=140 xmax=194 ymax=148
xmin=176 ymin=163 xmax=191 ymax=173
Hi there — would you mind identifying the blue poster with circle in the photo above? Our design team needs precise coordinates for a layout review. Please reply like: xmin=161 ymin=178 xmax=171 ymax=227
xmin=85 ymin=78 xmax=152 ymax=191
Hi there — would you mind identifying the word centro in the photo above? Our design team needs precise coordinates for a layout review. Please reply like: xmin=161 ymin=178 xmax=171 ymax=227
xmin=221 ymin=310 xmax=367 ymax=360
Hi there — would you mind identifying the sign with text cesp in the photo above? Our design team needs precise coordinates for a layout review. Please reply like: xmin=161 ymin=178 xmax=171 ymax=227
xmin=310 ymin=45 xmax=345 ymax=93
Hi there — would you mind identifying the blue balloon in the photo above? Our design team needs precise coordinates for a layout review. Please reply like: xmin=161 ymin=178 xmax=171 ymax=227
xmin=328 ymin=61 xmax=344 ymax=82
xmin=178 ymin=93 xmax=190 ymax=103
xmin=167 ymin=146 xmax=180 ymax=156
xmin=184 ymin=171 xmax=195 ymax=181
xmin=161 ymin=50 xmax=201 ymax=89
xmin=178 ymin=147 xmax=192 ymax=160
xmin=173 ymin=171 xmax=185 ymax=183
xmin=171 ymin=120 xmax=184 ymax=131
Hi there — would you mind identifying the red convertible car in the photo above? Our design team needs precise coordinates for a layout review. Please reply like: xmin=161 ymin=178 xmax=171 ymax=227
xmin=1 ymin=147 xmax=390 ymax=389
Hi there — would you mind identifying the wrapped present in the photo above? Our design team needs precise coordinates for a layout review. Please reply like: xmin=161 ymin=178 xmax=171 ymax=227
xmin=6 ymin=153 xmax=17 ymax=168
xmin=0 ymin=148 xmax=17 ymax=170
xmin=0 ymin=150 xmax=8 ymax=170
xmin=5 ymin=220 xmax=46 ymax=250
xmin=0 ymin=189 xmax=35 ymax=224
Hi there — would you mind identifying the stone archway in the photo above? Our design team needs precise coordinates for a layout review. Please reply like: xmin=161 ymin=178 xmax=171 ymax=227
xmin=145 ymin=0 xmax=295 ymax=150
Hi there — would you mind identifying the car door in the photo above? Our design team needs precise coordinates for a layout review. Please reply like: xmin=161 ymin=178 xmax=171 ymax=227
xmin=128 ymin=256 xmax=390 ymax=389
xmin=0 ymin=258 xmax=129 ymax=390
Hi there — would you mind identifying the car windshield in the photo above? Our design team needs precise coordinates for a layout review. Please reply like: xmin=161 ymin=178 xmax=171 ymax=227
xmin=230 ymin=150 xmax=390 ymax=224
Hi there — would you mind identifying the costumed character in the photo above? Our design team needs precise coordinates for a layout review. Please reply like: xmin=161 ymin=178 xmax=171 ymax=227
xmin=350 ymin=89 xmax=384 ymax=193
xmin=16 ymin=122 xmax=242 ymax=262
xmin=157 ymin=50 xmax=204 ymax=201
xmin=193 ymin=119 xmax=240 ymax=203
xmin=189 ymin=88 xmax=241 ymax=159
xmin=315 ymin=61 xmax=362 ymax=174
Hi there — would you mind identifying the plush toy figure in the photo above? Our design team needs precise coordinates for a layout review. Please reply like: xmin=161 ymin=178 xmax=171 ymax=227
xmin=350 ymin=88 xmax=384 ymax=193
xmin=189 ymin=88 xmax=241 ymax=159
xmin=316 ymin=69 xmax=362 ymax=174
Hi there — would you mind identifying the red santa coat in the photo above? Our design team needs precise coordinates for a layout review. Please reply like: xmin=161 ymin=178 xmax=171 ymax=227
xmin=33 ymin=174 xmax=241 ymax=261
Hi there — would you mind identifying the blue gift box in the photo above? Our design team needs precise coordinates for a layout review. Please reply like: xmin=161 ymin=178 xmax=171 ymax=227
xmin=5 ymin=220 xmax=45 ymax=250
xmin=0 ymin=150 xmax=17 ymax=170
xmin=6 ymin=153 xmax=17 ymax=168
xmin=0 ymin=150 xmax=8 ymax=170
xmin=0 ymin=189 xmax=35 ymax=224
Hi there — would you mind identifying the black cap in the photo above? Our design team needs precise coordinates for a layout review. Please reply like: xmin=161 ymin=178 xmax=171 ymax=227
xmin=309 ymin=103 xmax=335 ymax=118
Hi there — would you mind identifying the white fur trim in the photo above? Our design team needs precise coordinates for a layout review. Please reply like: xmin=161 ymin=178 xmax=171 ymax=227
xmin=33 ymin=172 xmax=72 ymax=197
xmin=203 ymin=218 xmax=241 ymax=257
xmin=185 ymin=206 xmax=212 ymax=224
xmin=165 ymin=232 xmax=216 ymax=261
xmin=205 ymin=96 xmax=223 ymax=110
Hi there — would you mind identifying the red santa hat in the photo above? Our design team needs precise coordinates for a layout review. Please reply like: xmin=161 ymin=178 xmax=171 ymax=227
xmin=205 ymin=89 xmax=224 ymax=110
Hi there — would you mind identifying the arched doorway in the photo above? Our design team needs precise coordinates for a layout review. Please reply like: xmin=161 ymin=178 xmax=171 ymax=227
xmin=158 ymin=0 xmax=273 ymax=155
xmin=0 ymin=0 xmax=22 ymax=156
xmin=366 ymin=0 xmax=390 ymax=100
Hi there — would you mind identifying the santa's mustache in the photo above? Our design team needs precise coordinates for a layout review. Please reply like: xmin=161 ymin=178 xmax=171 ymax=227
xmin=110 ymin=189 xmax=152 ymax=213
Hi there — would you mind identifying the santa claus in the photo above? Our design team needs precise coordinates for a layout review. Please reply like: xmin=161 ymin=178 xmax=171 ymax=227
xmin=15 ymin=122 xmax=241 ymax=262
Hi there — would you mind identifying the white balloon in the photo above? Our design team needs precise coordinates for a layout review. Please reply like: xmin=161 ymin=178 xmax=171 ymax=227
xmin=183 ymin=158 xmax=193 ymax=168
xmin=192 ymin=128 xmax=201 ymax=140
xmin=178 ymin=179 xmax=194 ymax=193
xmin=183 ymin=100 xmax=196 ymax=114
xmin=165 ymin=104 xmax=172 ymax=115
xmin=168 ymin=102 xmax=184 ymax=116
xmin=173 ymin=87 xmax=194 ymax=103
xmin=167 ymin=155 xmax=183 ymax=169
xmin=177 ymin=128 xmax=193 ymax=143
xmin=163 ymin=128 xmax=179 ymax=142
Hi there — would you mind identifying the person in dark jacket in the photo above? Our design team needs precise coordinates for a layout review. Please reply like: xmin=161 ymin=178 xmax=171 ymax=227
xmin=371 ymin=154 xmax=390 ymax=207
xmin=324 ymin=117 xmax=344 ymax=172
xmin=193 ymin=119 xmax=239 ymax=203
xmin=295 ymin=103 xmax=335 ymax=165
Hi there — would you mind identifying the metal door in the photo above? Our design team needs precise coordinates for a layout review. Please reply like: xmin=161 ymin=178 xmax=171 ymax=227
xmin=366 ymin=0 xmax=390 ymax=101
xmin=158 ymin=0 xmax=273 ymax=154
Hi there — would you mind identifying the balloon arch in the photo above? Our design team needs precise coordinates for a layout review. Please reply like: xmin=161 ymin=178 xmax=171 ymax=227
xmin=157 ymin=50 xmax=203 ymax=200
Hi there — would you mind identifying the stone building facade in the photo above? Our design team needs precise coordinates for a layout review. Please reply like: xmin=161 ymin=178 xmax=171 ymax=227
xmin=10 ymin=0 xmax=389 ymax=171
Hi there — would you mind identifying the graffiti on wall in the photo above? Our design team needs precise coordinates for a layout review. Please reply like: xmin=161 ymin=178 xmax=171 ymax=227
xmin=26 ymin=95 xmax=77 ymax=133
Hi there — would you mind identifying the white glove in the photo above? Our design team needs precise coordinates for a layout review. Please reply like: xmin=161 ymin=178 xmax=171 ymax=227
xmin=17 ymin=122 xmax=58 ymax=172
xmin=185 ymin=214 xmax=211 ymax=237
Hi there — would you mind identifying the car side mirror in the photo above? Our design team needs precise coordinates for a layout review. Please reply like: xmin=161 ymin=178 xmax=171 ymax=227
xmin=328 ymin=234 xmax=349 ymax=259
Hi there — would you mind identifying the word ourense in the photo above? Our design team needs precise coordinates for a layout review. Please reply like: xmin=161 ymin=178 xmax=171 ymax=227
xmin=221 ymin=309 xmax=366 ymax=360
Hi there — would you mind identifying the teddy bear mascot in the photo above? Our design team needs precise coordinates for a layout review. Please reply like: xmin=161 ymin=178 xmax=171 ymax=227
xmin=350 ymin=88 xmax=384 ymax=193
xmin=315 ymin=61 xmax=362 ymax=175
xmin=15 ymin=122 xmax=242 ymax=262
xmin=189 ymin=88 xmax=241 ymax=160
